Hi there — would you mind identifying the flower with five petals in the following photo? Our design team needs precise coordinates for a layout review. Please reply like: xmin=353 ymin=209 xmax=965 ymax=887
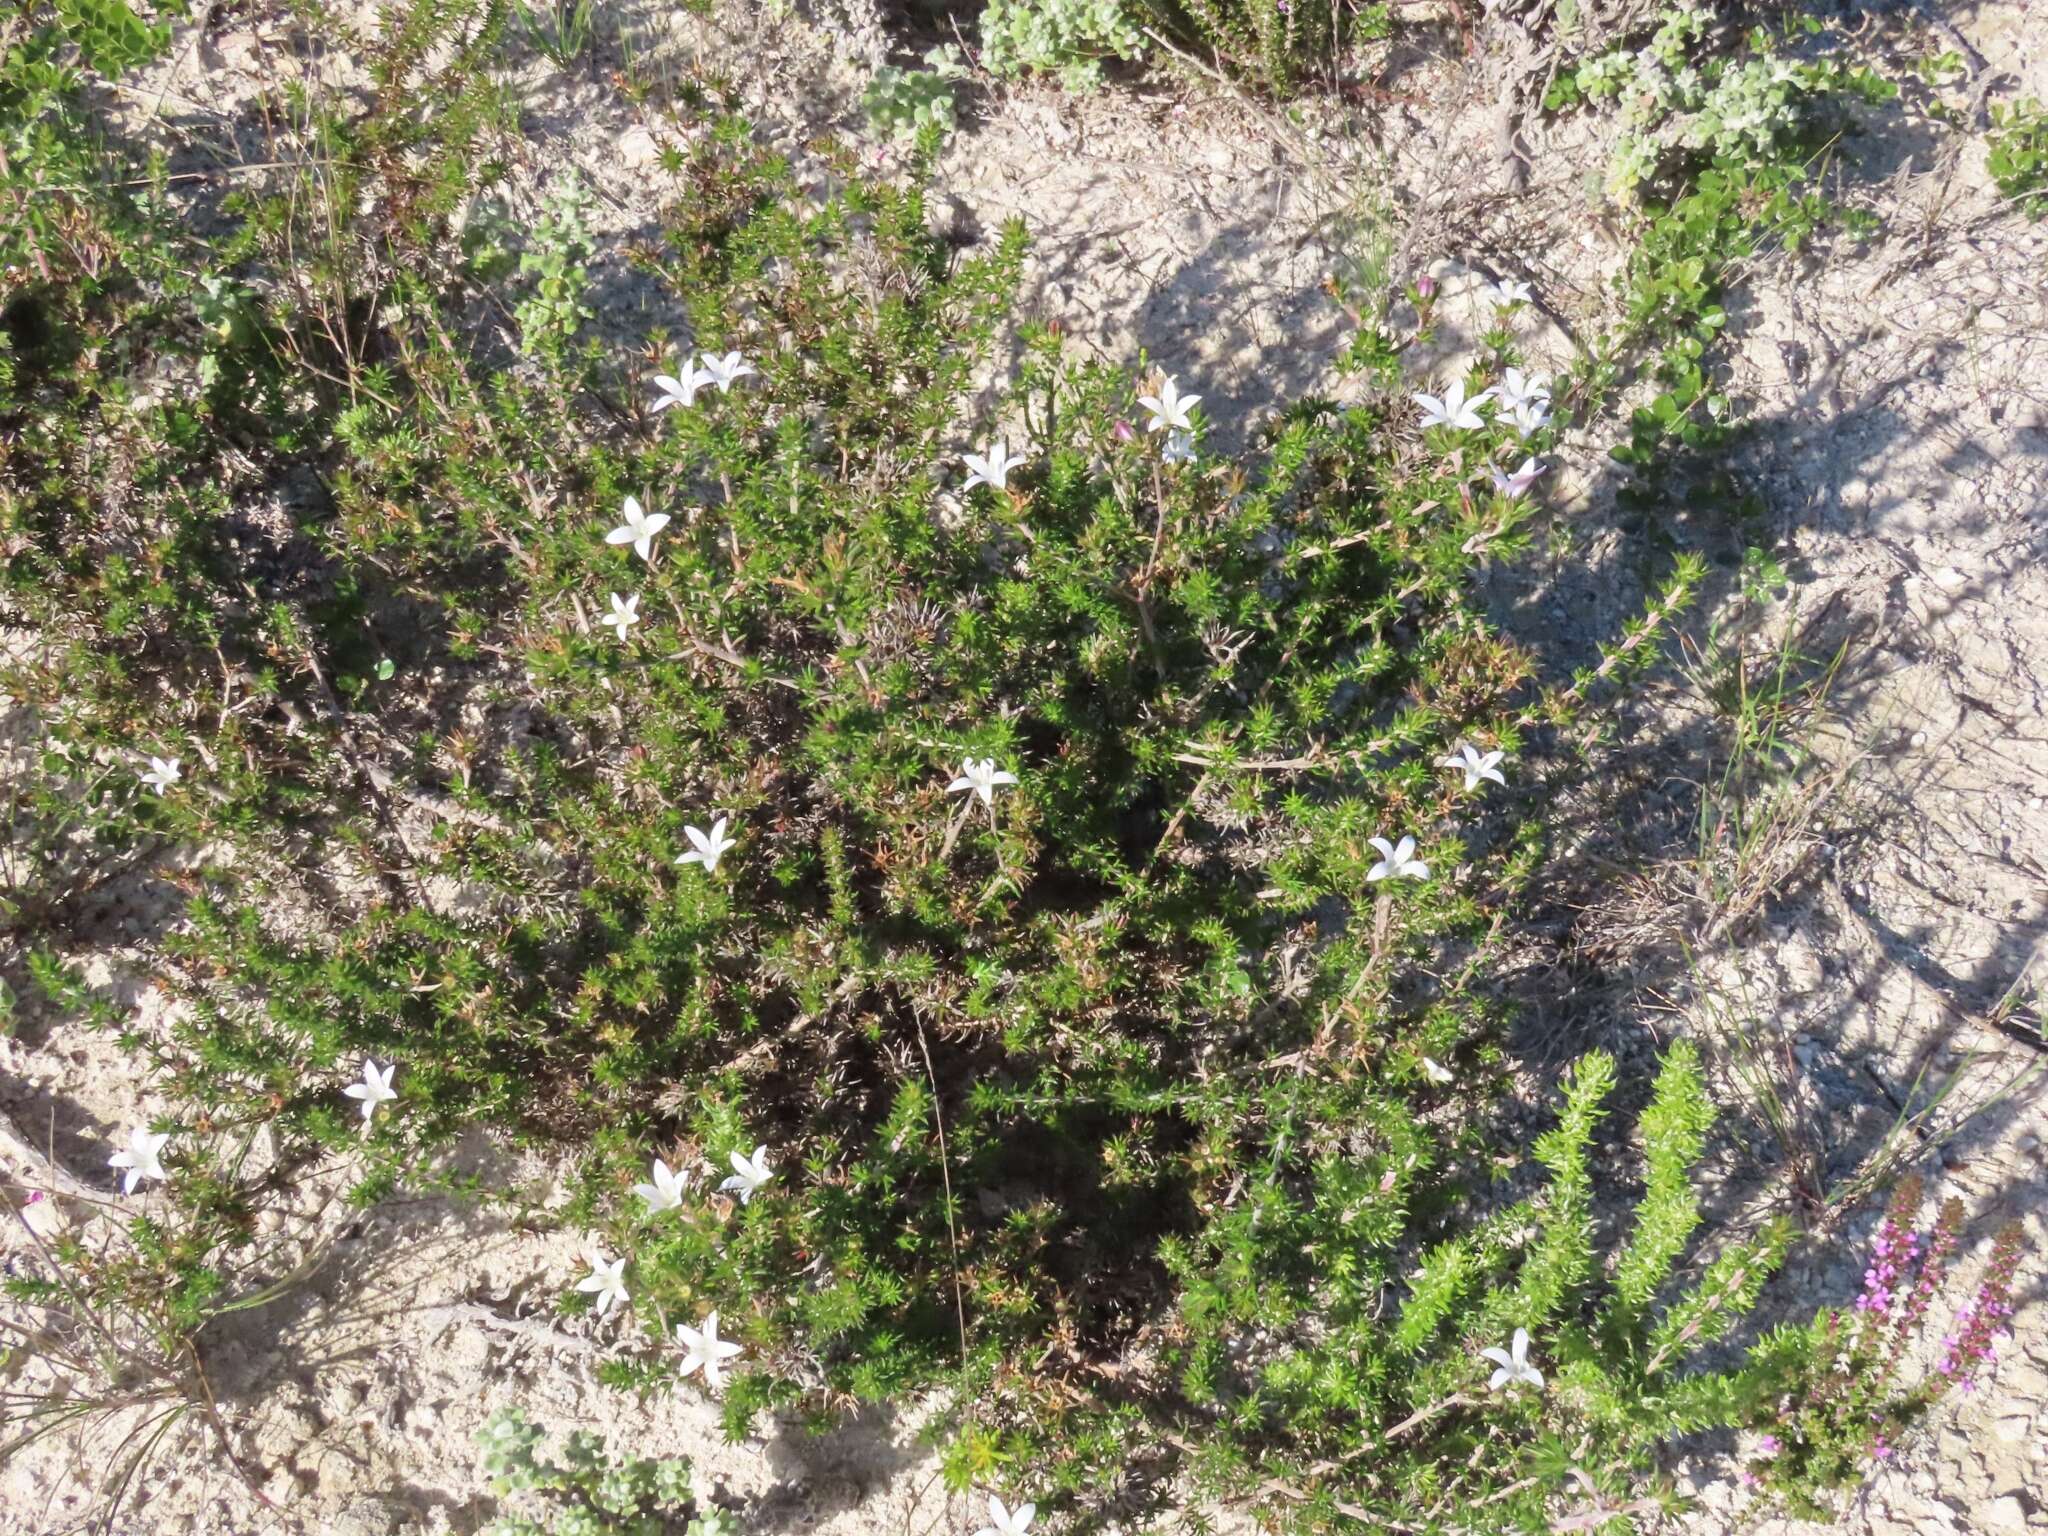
xmin=604 ymin=496 xmax=671 ymax=563
xmin=1482 ymin=1327 xmax=1545 ymax=1392
xmin=720 ymin=1144 xmax=774 ymax=1203
xmin=342 ymin=1059 xmax=398 ymax=1121
xmin=962 ymin=439 xmax=1025 ymax=494
xmin=947 ymin=758 xmax=1018 ymax=809
xmin=1438 ymin=743 xmax=1507 ymax=791
xmin=650 ymin=358 xmax=715 ymax=413
xmin=678 ymin=816 xmax=736 ymax=874
xmin=1138 ymin=375 xmax=1200 ymax=434
xmin=701 ymin=352 xmax=755 ymax=392
xmin=676 ymin=1310 xmax=746 ymax=1389
xmin=109 ymin=1127 xmax=170 ymax=1194
xmin=577 ymin=1249 xmax=629 ymax=1317
xmin=1495 ymin=368 xmax=1550 ymax=411
xmin=633 ymin=1157 xmax=692 ymax=1214
xmin=599 ymin=592 xmax=640 ymax=641
xmin=1366 ymin=835 xmax=1429 ymax=883
xmin=1487 ymin=457 xmax=1545 ymax=498
xmin=1413 ymin=379 xmax=1491 ymax=432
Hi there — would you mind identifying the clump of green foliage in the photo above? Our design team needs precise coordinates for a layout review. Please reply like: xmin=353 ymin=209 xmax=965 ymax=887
xmin=1547 ymin=6 xmax=1894 ymax=200
xmin=1546 ymin=7 xmax=1893 ymax=504
xmin=1988 ymin=97 xmax=2048 ymax=218
xmin=864 ymin=45 xmax=967 ymax=144
xmin=479 ymin=1407 xmax=738 ymax=1536
xmin=978 ymin=0 xmax=1146 ymax=89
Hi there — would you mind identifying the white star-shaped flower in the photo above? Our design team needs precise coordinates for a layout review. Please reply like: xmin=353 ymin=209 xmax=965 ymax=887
xmin=675 ymin=1310 xmax=746 ymax=1389
xmin=604 ymin=496 xmax=671 ymax=563
xmin=962 ymin=439 xmax=1025 ymax=494
xmin=1487 ymin=457 xmax=1545 ymax=498
xmin=678 ymin=816 xmax=736 ymax=874
xmin=1495 ymin=368 xmax=1550 ymax=410
xmin=1482 ymin=1327 xmax=1545 ymax=1392
xmin=1138 ymin=375 xmax=1200 ymax=434
xmin=109 ymin=1126 xmax=170 ymax=1194
xmin=1422 ymin=1056 xmax=1455 ymax=1085
xmin=719 ymin=1144 xmax=774 ymax=1204
xmin=974 ymin=1495 xmax=1037 ymax=1536
xmin=650 ymin=358 xmax=715 ymax=413
xmin=138 ymin=757 xmax=181 ymax=794
xmin=633 ymin=1157 xmax=692 ymax=1215
xmin=342 ymin=1058 xmax=398 ymax=1121
xmin=576 ymin=1249 xmax=629 ymax=1317
xmin=599 ymin=592 xmax=640 ymax=641
xmin=1162 ymin=430 xmax=1196 ymax=465
xmin=947 ymin=757 xmax=1019 ymax=809
xmin=1486 ymin=277 xmax=1534 ymax=306
xmin=701 ymin=352 xmax=755 ymax=392
xmin=1438 ymin=743 xmax=1507 ymax=791
xmin=1413 ymin=379 xmax=1491 ymax=432
xmin=1509 ymin=397 xmax=1550 ymax=439
xmin=1366 ymin=835 xmax=1429 ymax=883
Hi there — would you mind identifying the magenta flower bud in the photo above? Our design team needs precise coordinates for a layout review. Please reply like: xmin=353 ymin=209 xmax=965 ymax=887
xmin=1112 ymin=419 xmax=1135 ymax=442
xmin=1416 ymin=275 xmax=1437 ymax=300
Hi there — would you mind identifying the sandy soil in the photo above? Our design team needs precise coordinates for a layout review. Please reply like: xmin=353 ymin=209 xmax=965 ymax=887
xmin=4 ymin=1 xmax=2046 ymax=1532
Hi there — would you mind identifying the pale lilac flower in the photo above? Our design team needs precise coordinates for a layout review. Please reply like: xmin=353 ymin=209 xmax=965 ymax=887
xmin=1162 ymin=430 xmax=1196 ymax=465
xmin=1482 ymin=1327 xmax=1544 ymax=1392
xmin=720 ymin=1144 xmax=774 ymax=1203
xmin=604 ymin=496 xmax=671 ymax=563
xmin=1422 ymin=1057 xmax=1455 ymax=1085
xmin=650 ymin=358 xmax=715 ymax=412
xmin=598 ymin=592 xmax=641 ymax=641
xmin=678 ymin=816 xmax=736 ymax=874
xmin=947 ymin=757 xmax=1018 ymax=808
xmin=633 ymin=1157 xmax=691 ymax=1214
xmin=577 ymin=1249 xmax=629 ymax=1317
xmin=675 ymin=1310 xmax=745 ymax=1389
xmin=1413 ymin=379 xmax=1491 ymax=432
xmin=1138 ymin=375 xmax=1200 ymax=434
xmin=342 ymin=1059 xmax=398 ymax=1122
xmin=962 ymin=439 xmax=1026 ymax=494
xmin=1487 ymin=457 xmax=1545 ymax=498
xmin=974 ymin=1496 xmax=1036 ymax=1536
xmin=138 ymin=757 xmax=181 ymax=794
xmin=1486 ymin=277 xmax=1534 ymax=307
xmin=1495 ymin=368 xmax=1550 ymax=411
xmin=1366 ymin=835 xmax=1429 ymax=883
xmin=701 ymin=352 xmax=755 ymax=392
xmin=1439 ymin=743 xmax=1507 ymax=791
xmin=109 ymin=1127 xmax=169 ymax=1194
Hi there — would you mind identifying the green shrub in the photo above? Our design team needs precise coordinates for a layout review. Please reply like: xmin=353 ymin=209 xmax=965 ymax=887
xmin=5 ymin=3 xmax=1985 ymax=1530
xmin=1988 ymin=97 xmax=2048 ymax=218
xmin=1164 ymin=0 xmax=1393 ymax=94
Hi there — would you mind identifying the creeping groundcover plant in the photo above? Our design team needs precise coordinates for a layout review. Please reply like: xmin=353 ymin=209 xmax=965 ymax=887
xmin=0 ymin=9 xmax=2016 ymax=1532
